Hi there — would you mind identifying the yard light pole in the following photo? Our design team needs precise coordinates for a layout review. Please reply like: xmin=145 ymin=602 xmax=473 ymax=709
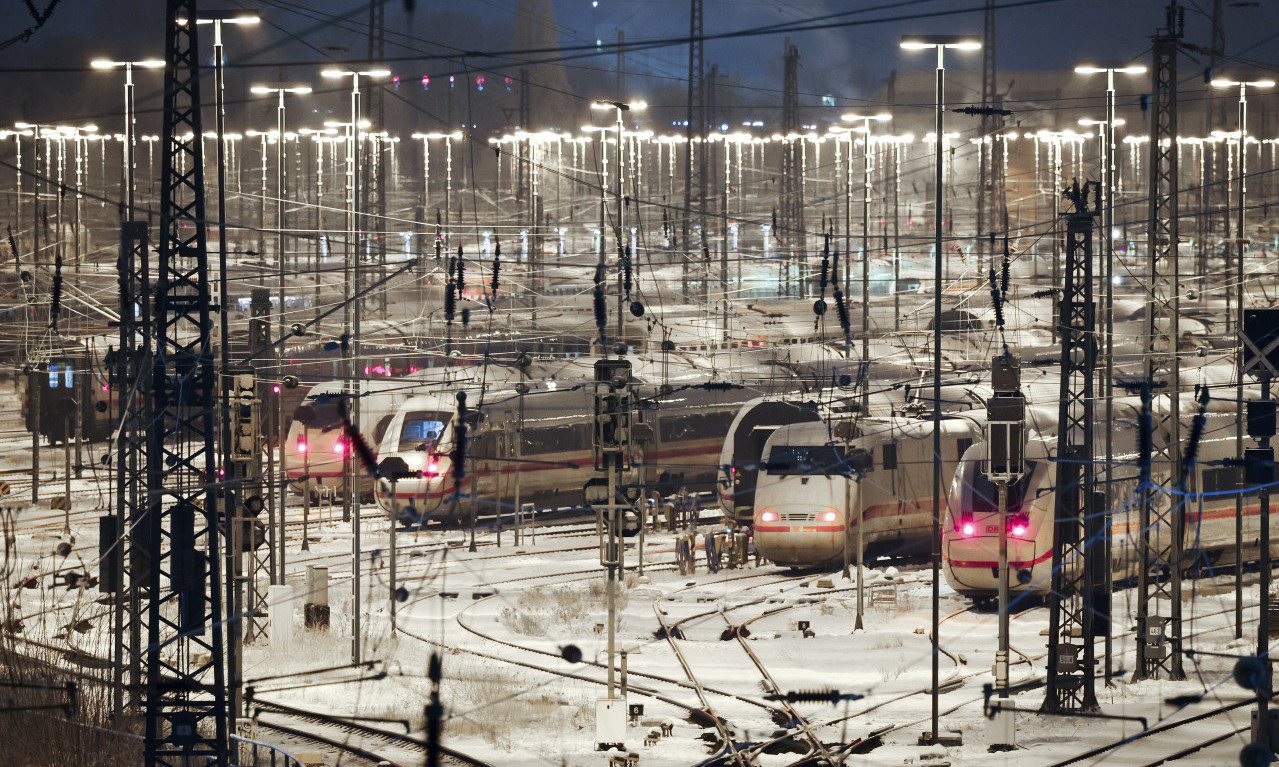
xmin=321 ymin=66 xmax=390 ymax=667
xmin=89 ymin=58 xmax=164 ymax=220
xmin=591 ymin=100 xmax=646 ymax=355
xmin=841 ymin=112 xmax=891 ymax=414
xmin=1073 ymin=66 xmax=1145 ymax=678
xmin=900 ymin=33 xmax=980 ymax=747
xmin=251 ymin=84 xmax=311 ymax=587
xmin=1212 ymin=75 xmax=1275 ymax=653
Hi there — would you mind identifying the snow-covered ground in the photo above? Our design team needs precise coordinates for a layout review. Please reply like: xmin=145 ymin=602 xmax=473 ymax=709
xmin=0 ymin=373 xmax=1266 ymax=767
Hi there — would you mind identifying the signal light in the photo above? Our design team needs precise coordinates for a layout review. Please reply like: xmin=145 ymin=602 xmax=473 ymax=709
xmin=422 ymin=75 xmax=430 ymax=90
xmin=758 ymin=509 xmax=778 ymax=523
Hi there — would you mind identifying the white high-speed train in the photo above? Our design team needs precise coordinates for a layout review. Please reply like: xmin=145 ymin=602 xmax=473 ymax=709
xmin=943 ymin=396 xmax=1275 ymax=599
xmin=751 ymin=415 xmax=986 ymax=567
xmin=372 ymin=359 xmax=784 ymax=524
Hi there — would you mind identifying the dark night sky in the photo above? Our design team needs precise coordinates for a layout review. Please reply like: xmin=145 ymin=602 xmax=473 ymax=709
xmin=0 ymin=0 xmax=1275 ymax=134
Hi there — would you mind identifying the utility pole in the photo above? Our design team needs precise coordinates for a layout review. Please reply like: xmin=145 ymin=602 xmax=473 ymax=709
xmin=1043 ymin=180 xmax=1101 ymax=712
xmin=146 ymin=1 xmax=229 ymax=763
xmin=1133 ymin=0 xmax=1185 ymax=682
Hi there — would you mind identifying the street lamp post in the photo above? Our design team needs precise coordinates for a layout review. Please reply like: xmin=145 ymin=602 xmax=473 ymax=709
xmin=251 ymin=84 xmax=311 ymax=591
xmin=900 ymin=34 xmax=980 ymax=746
xmin=321 ymin=66 xmax=389 ymax=667
xmin=1212 ymin=76 xmax=1275 ymax=689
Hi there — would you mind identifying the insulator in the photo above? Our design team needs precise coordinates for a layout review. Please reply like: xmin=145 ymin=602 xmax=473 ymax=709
xmin=593 ymin=286 xmax=606 ymax=334
xmin=819 ymin=254 xmax=829 ymax=293
xmin=623 ymin=244 xmax=633 ymax=298
xmin=989 ymin=268 xmax=998 ymax=293
xmin=1030 ymin=288 xmax=1058 ymax=299
xmin=461 ymin=307 xmax=470 ymax=326
xmin=830 ymin=249 xmax=839 ymax=287
xmin=1179 ymin=391 xmax=1210 ymax=488
xmin=1001 ymin=251 xmax=1010 ymax=295
xmin=444 ymin=280 xmax=455 ymax=322
xmin=993 ymin=298 xmax=1005 ymax=329
xmin=701 ymin=381 xmax=738 ymax=391
xmin=453 ymin=392 xmax=468 ymax=487
xmin=491 ymin=245 xmax=501 ymax=295
xmin=774 ymin=689 xmax=843 ymax=704
xmin=49 ymin=252 xmax=62 ymax=328
xmin=7 ymin=225 xmax=18 ymax=269
xmin=336 ymin=399 xmax=378 ymax=475
xmin=455 ymin=247 xmax=465 ymax=291
xmin=833 ymin=286 xmax=850 ymax=333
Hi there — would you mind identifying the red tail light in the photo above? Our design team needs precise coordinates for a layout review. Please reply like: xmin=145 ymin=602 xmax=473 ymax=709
xmin=296 ymin=435 xmax=308 ymax=454
xmin=758 ymin=509 xmax=779 ymax=523
xmin=961 ymin=520 xmax=975 ymax=536
xmin=424 ymin=459 xmax=440 ymax=477
xmin=332 ymin=438 xmax=347 ymax=456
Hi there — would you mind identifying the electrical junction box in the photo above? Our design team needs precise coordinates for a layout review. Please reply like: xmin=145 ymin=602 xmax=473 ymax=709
xmin=985 ymin=699 xmax=1015 ymax=751
xmin=595 ymin=698 xmax=626 ymax=751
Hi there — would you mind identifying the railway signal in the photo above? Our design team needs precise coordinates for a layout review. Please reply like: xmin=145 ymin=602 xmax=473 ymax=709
xmin=592 ymin=358 xmax=632 ymax=751
xmin=985 ymin=353 xmax=1024 ymax=751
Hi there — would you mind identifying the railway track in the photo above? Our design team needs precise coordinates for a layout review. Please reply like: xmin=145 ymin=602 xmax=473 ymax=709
xmin=253 ymin=698 xmax=495 ymax=767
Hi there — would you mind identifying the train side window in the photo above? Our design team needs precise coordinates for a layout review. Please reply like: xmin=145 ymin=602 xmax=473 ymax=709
xmin=882 ymin=442 xmax=898 ymax=471
xmin=955 ymin=438 xmax=972 ymax=461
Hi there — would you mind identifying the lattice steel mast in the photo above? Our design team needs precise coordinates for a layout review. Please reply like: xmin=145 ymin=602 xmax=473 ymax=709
xmin=682 ymin=0 xmax=706 ymax=298
xmin=144 ymin=2 xmax=230 ymax=764
xmin=779 ymin=39 xmax=803 ymax=295
xmin=1133 ymin=0 xmax=1185 ymax=682
xmin=1043 ymin=181 xmax=1101 ymax=712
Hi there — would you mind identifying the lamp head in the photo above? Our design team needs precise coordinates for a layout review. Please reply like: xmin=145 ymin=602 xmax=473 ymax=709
xmin=901 ymin=35 xmax=980 ymax=50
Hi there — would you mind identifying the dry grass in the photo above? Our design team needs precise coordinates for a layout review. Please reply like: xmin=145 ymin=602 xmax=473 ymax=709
xmin=498 ymin=582 xmax=629 ymax=639
xmin=0 ymin=583 xmax=142 ymax=767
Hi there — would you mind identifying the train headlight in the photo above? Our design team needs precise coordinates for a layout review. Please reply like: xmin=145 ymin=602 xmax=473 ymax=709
xmin=817 ymin=510 xmax=838 ymax=523
xmin=758 ymin=509 xmax=778 ymax=523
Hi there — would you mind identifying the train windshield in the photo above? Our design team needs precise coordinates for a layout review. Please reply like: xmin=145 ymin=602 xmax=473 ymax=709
xmin=766 ymin=444 xmax=849 ymax=476
xmin=399 ymin=411 xmax=450 ymax=451
xmin=958 ymin=460 xmax=1037 ymax=515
